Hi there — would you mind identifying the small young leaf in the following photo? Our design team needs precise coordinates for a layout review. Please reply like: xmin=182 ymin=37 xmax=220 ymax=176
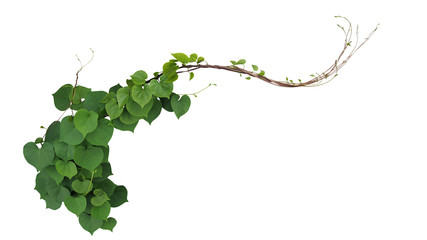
xmin=196 ymin=56 xmax=204 ymax=64
xmin=171 ymin=53 xmax=189 ymax=64
xmin=252 ymin=65 xmax=259 ymax=71
xmin=230 ymin=60 xmax=237 ymax=65
xmin=189 ymin=72 xmax=195 ymax=80
xmin=237 ymin=59 xmax=246 ymax=65
xmin=189 ymin=53 xmax=198 ymax=62
xmin=130 ymin=70 xmax=148 ymax=85
xmin=101 ymin=217 xmax=117 ymax=232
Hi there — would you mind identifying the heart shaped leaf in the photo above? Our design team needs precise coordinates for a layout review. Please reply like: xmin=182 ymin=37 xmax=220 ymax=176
xmin=74 ymin=109 xmax=99 ymax=137
xmin=64 ymin=195 xmax=87 ymax=216
xmin=72 ymin=179 xmax=93 ymax=194
xmin=23 ymin=142 xmax=55 ymax=171
xmin=59 ymin=116 xmax=84 ymax=145
xmin=86 ymin=118 xmax=114 ymax=147
xmin=91 ymin=189 xmax=110 ymax=207
xmin=55 ymin=160 xmax=77 ymax=179
xmin=171 ymin=94 xmax=191 ymax=119
xmin=91 ymin=201 xmax=111 ymax=220
xmin=79 ymin=213 xmax=104 ymax=235
xmin=74 ymin=145 xmax=104 ymax=172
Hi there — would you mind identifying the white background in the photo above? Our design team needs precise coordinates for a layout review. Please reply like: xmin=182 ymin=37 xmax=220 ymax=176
xmin=1 ymin=0 xmax=426 ymax=239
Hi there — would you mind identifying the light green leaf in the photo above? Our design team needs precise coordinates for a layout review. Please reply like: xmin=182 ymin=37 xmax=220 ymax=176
xmin=74 ymin=145 xmax=104 ymax=172
xmin=149 ymin=80 xmax=173 ymax=98
xmin=189 ymin=72 xmax=194 ymax=80
xmin=72 ymin=179 xmax=93 ymax=194
xmin=60 ymin=116 xmax=84 ymax=145
xmin=52 ymin=84 xmax=73 ymax=111
xmin=252 ymin=65 xmax=259 ymax=71
xmin=55 ymin=159 xmax=77 ymax=179
xmin=171 ymin=94 xmax=191 ymax=119
xmin=196 ymin=56 xmax=204 ymax=64
xmin=237 ymin=59 xmax=246 ymax=65
xmin=23 ymin=142 xmax=55 ymax=171
xmin=126 ymin=97 xmax=153 ymax=118
xmin=131 ymin=84 xmax=152 ymax=108
xmin=130 ymin=70 xmax=148 ymax=85
xmin=189 ymin=53 xmax=198 ymax=62
xmin=79 ymin=213 xmax=104 ymax=235
xmin=105 ymin=98 xmax=123 ymax=120
xmin=91 ymin=201 xmax=111 ymax=220
xmin=86 ymin=118 xmax=114 ymax=147
xmin=116 ymin=87 xmax=130 ymax=108
xmin=72 ymin=86 xmax=91 ymax=104
xmin=91 ymin=189 xmax=110 ymax=207
xmin=64 ymin=195 xmax=87 ymax=216
xmin=119 ymin=108 xmax=140 ymax=125
xmin=74 ymin=109 xmax=99 ymax=137
xmin=53 ymin=142 xmax=74 ymax=161
xmin=44 ymin=165 xmax=64 ymax=185
xmin=171 ymin=53 xmax=189 ymax=64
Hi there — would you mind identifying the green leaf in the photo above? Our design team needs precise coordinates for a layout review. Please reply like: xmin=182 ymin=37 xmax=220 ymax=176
xmin=53 ymin=142 xmax=74 ymax=161
xmin=74 ymin=145 xmax=104 ymax=172
xmin=99 ymin=92 xmax=115 ymax=104
xmin=116 ymin=87 xmax=130 ymax=108
xmin=72 ymin=179 xmax=93 ymax=194
xmin=44 ymin=165 xmax=64 ymax=185
xmin=35 ymin=137 xmax=43 ymax=144
xmin=230 ymin=60 xmax=237 ymax=65
xmin=79 ymin=213 xmax=104 ymax=235
xmin=109 ymin=84 xmax=122 ymax=94
xmin=126 ymin=97 xmax=153 ymax=118
xmin=55 ymin=160 xmax=77 ymax=179
xmin=131 ymin=84 xmax=152 ymax=108
xmin=110 ymin=186 xmax=128 ymax=207
xmin=130 ymin=70 xmax=148 ymax=85
xmin=72 ymin=86 xmax=91 ymax=104
xmin=259 ymin=70 xmax=265 ymax=76
xmin=160 ymin=97 xmax=173 ymax=112
xmin=59 ymin=116 xmax=85 ymax=145
xmin=237 ymin=59 xmax=246 ymax=65
xmin=23 ymin=142 xmax=55 ymax=171
xmin=93 ymin=179 xmax=117 ymax=197
xmin=45 ymin=121 xmax=60 ymax=144
xmin=53 ymin=84 xmax=73 ymax=111
xmin=171 ymin=53 xmax=189 ymax=64
xmin=82 ymin=91 xmax=107 ymax=114
xmin=245 ymin=77 xmax=251 ymax=80
xmin=149 ymin=80 xmax=173 ymax=98
xmin=143 ymin=98 xmax=162 ymax=125
xmin=64 ymin=195 xmax=87 ymax=216
xmin=189 ymin=53 xmax=198 ymax=62
xmin=196 ymin=56 xmax=204 ymax=64
xmin=119 ymin=108 xmax=140 ymax=125
xmin=86 ymin=118 xmax=114 ymax=147
xmin=91 ymin=201 xmax=111 ymax=220
xmin=91 ymin=189 xmax=110 ymax=207
xmin=252 ymin=65 xmax=259 ymax=71
xmin=189 ymin=72 xmax=195 ymax=80
xmin=101 ymin=217 xmax=117 ymax=232
xmin=111 ymin=118 xmax=138 ymax=132
xmin=171 ymin=94 xmax=191 ymax=119
xmin=105 ymin=98 xmax=123 ymax=120
xmin=74 ymin=109 xmax=99 ymax=137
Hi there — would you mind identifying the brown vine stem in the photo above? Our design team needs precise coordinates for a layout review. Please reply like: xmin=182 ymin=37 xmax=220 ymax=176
xmin=41 ymin=49 xmax=95 ymax=140
xmin=148 ymin=17 xmax=379 ymax=88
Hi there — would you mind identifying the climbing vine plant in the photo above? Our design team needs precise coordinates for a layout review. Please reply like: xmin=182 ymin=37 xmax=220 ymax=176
xmin=22 ymin=17 xmax=378 ymax=235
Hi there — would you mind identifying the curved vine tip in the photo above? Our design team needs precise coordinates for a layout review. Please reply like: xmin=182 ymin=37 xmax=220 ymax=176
xmin=23 ymin=17 xmax=377 ymax=235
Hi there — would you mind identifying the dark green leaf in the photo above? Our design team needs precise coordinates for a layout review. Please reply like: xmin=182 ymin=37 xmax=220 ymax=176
xmin=111 ymin=118 xmax=138 ymax=132
xmin=83 ymin=91 xmax=107 ymax=114
xmin=44 ymin=165 xmax=64 ymax=185
xmin=143 ymin=98 xmax=162 ymax=125
xmin=59 ymin=116 xmax=85 ymax=145
xmin=79 ymin=213 xmax=104 ymax=235
xmin=171 ymin=94 xmax=191 ymax=119
xmin=53 ymin=142 xmax=74 ymax=161
xmin=119 ymin=108 xmax=140 ymax=125
xmin=45 ymin=121 xmax=60 ymax=144
xmin=93 ymin=179 xmax=117 ymax=197
xmin=110 ymin=186 xmax=128 ymax=207
xmin=109 ymin=84 xmax=122 ymax=94
xmin=101 ymin=217 xmax=117 ymax=232
xmin=23 ymin=142 xmax=55 ymax=171
xmin=52 ymin=84 xmax=73 ymax=111
xmin=73 ymin=86 xmax=91 ymax=104
xmin=86 ymin=118 xmax=114 ymax=147
xmin=160 ymin=97 xmax=173 ymax=112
